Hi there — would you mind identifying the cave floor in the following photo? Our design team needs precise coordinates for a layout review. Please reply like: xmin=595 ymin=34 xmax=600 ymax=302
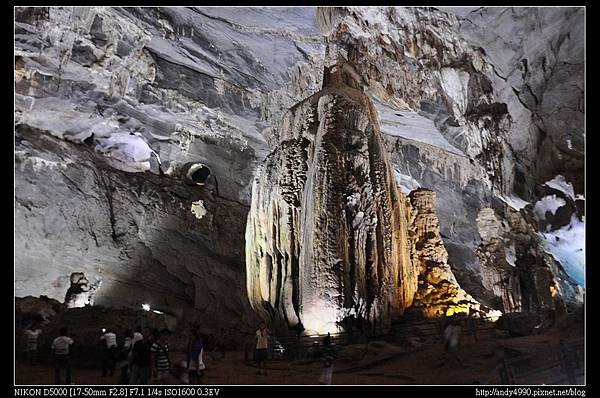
xmin=15 ymin=328 xmax=584 ymax=385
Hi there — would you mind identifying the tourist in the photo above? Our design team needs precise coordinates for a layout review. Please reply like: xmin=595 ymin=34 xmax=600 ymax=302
xmin=116 ymin=329 xmax=133 ymax=384
xmin=255 ymin=322 xmax=270 ymax=376
xmin=133 ymin=326 xmax=144 ymax=345
xmin=444 ymin=316 xmax=463 ymax=366
xmin=216 ymin=327 xmax=227 ymax=358
xmin=187 ymin=330 xmax=206 ymax=384
xmin=24 ymin=322 xmax=42 ymax=365
xmin=130 ymin=329 xmax=153 ymax=385
xmin=51 ymin=327 xmax=74 ymax=384
xmin=150 ymin=329 xmax=172 ymax=384
xmin=206 ymin=333 xmax=216 ymax=358
xmin=151 ymin=328 xmax=161 ymax=344
xmin=100 ymin=328 xmax=118 ymax=377
xmin=319 ymin=335 xmax=336 ymax=385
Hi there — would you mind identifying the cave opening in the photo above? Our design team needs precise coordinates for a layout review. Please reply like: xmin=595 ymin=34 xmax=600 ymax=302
xmin=191 ymin=165 xmax=211 ymax=184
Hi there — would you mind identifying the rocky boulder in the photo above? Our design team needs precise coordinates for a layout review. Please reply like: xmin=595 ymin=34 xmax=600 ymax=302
xmin=497 ymin=312 xmax=541 ymax=336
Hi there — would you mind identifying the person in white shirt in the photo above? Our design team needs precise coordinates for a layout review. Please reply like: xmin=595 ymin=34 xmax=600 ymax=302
xmin=24 ymin=323 xmax=42 ymax=365
xmin=52 ymin=327 xmax=74 ymax=384
xmin=100 ymin=328 xmax=118 ymax=377
xmin=133 ymin=326 xmax=144 ymax=345
xmin=255 ymin=322 xmax=270 ymax=376
xmin=443 ymin=316 xmax=463 ymax=366
xmin=117 ymin=329 xmax=134 ymax=384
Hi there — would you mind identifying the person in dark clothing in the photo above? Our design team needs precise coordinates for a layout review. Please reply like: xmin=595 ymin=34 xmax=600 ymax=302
xmin=100 ymin=328 xmax=117 ymax=377
xmin=187 ymin=330 xmax=205 ymax=384
xmin=117 ymin=329 xmax=133 ymax=384
xmin=51 ymin=327 xmax=74 ymax=384
xmin=216 ymin=328 xmax=227 ymax=359
xmin=129 ymin=329 xmax=153 ymax=385
xmin=206 ymin=333 xmax=216 ymax=353
xmin=319 ymin=337 xmax=335 ymax=385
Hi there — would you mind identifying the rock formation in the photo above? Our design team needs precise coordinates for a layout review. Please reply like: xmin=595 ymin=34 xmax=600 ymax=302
xmin=14 ymin=7 xmax=584 ymax=334
xmin=64 ymin=272 xmax=101 ymax=308
xmin=246 ymin=64 xmax=417 ymax=334
xmin=407 ymin=189 xmax=481 ymax=318
xmin=314 ymin=7 xmax=584 ymax=312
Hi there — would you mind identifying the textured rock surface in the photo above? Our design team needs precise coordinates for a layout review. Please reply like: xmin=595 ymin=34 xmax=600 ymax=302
xmin=496 ymin=312 xmax=541 ymax=337
xmin=64 ymin=272 xmax=101 ymax=308
xmin=14 ymin=6 xmax=323 ymax=331
xmin=15 ymin=126 xmax=258 ymax=334
xmin=14 ymin=7 xmax=584 ymax=330
xmin=455 ymin=7 xmax=584 ymax=188
xmin=407 ymin=189 xmax=480 ymax=318
xmin=313 ymin=6 xmax=584 ymax=307
xmin=246 ymin=66 xmax=416 ymax=334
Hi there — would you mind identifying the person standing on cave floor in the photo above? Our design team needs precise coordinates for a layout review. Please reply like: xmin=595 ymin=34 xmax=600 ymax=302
xmin=443 ymin=315 xmax=464 ymax=367
xmin=116 ymin=329 xmax=134 ymax=384
xmin=100 ymin=328 xmax=118 ymax=378
xmin=133 ymin=326 xmax=144 ymax=345
xmin=24 ymin=322 xmax=42 ymax=365
xmin=206 ymin=332 xmax=217 ymax=359
xmin=186 ymin=329 xmax=206 ymax=384
xmin=130 ymin=329 xmax=153 ymax=385
xmin=150 ymin=329 xmax=172 ymax=385
xmin=319 ymin=334 xmax=336 ymax=385
xmin=216 ymin=327 xmax=227 ymax=359
xmin=51 ymin=327 xmax=74 ymax=385
xmin=255 ymin=322 xmax=270 ymax=376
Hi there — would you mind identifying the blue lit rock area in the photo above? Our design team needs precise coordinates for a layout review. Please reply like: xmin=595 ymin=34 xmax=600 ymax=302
xmin=15 ymin=6 xmax=584 ymax=385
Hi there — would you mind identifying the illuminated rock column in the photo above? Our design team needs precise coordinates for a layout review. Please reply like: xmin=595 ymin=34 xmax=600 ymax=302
xmin=246 ymin=66 xmax=417 ymax=334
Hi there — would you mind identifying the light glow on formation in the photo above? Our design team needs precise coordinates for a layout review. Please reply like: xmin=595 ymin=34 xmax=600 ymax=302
xmin=142 ymin=304 xmax=151 ymax=311
xmin=486 ymin=309 xmax=503 ymax=322
xmin=301 ymin=309 xmax=340 ymax=334
xmin=152 ymin=309 xmax=164 ymax=314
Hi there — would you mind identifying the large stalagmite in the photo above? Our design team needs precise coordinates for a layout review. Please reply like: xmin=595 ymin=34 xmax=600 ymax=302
xmin=407 ymin=189 xmax=483 ymax=318
xmin=246 ymin=64 xmax=418 ymax=334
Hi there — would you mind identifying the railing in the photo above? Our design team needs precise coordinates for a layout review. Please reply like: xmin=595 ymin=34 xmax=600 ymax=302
xmin=274 ymin=331 xmax=369 ymax=360
xmin=391 ymin=315 xmax=498 ymax=344
xmin=250 ymin=315 xmax=500 ymax=361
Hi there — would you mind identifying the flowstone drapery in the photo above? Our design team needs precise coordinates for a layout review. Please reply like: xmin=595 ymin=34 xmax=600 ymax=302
xmin=245 ymin=65 xmax=418 ymax=334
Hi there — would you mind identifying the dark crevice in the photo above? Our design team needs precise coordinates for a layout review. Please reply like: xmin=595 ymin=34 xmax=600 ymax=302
xmin=490 ymin=63 xmax=508 ymax=82
xmin=100 ymin=173 xmax=125 ymax=243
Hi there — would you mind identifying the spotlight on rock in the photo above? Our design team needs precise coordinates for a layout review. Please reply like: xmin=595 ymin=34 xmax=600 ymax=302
xmin=142 ymin=303 xmax=150 ymax=311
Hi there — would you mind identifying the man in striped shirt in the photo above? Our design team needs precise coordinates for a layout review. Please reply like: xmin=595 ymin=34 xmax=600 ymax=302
xmin=150 ymin=329 xmax=171 ymax=384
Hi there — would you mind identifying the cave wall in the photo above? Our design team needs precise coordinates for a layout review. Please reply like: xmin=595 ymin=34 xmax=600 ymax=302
xmin=14 ymin=7 xmax=584 ymax=327
xmin=14 ymin=6 xmax=323 ymax=329
xmin=15 ymin=125 xmax=258 ymax=334
xmin=313 ymin=6 xmax=584 ymax=308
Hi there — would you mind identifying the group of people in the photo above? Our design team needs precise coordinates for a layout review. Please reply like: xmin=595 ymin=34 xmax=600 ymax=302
xmin=99 ymin=326 xmax=172 ymax=384
xmin=25 ymin=322 xmax=72 ymax=384
xmin=25 ymin=321 xmax=338 ymax=385
xmin=99 ymin=326 xmax=225 ymax=385
xmin=24 ymin=322 xmax=228 ymax=385
xmin=252 ymin=323 xmax=337 ymax=384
